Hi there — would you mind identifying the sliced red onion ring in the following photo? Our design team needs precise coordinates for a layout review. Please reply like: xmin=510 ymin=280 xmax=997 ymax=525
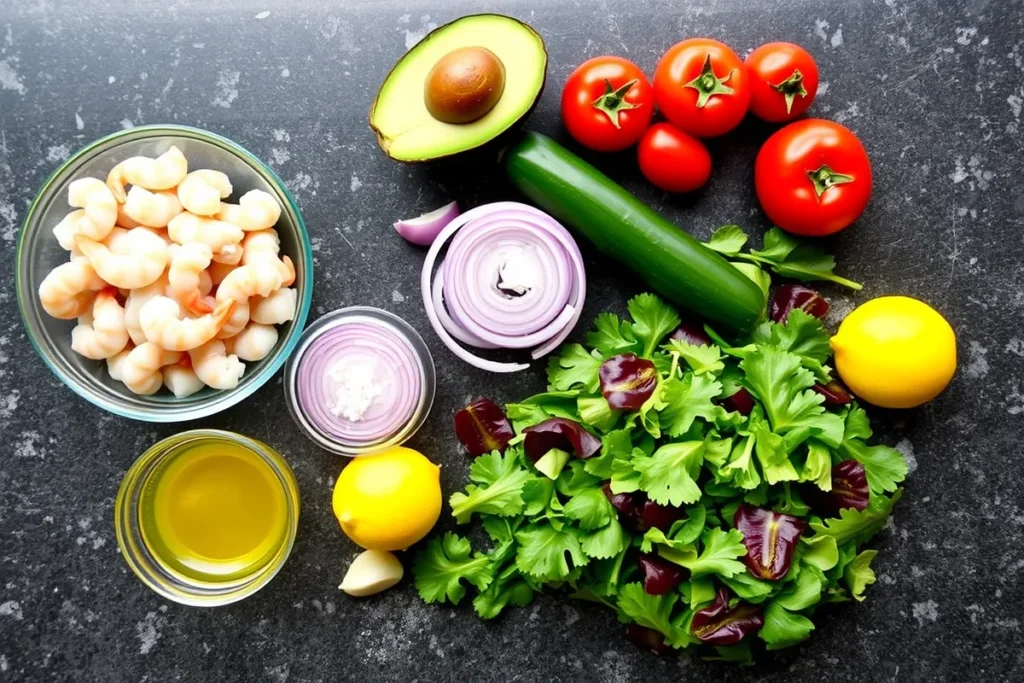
xmin=394 ymin=201 xmax=460 ymax=246
xmin=421 ymin=202 xmax=587 ymax=373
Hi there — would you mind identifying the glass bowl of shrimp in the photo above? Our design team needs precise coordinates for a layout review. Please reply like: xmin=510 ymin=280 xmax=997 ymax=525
xmin=15 ymin=125 xmax=313 ymax=422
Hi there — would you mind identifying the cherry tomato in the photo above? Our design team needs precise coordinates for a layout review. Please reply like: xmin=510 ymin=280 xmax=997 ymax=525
xmin=755 ymin=119 xmax=872 ymax=236
xmin=561 ymin=56 xmax=654 ymax=152
xmin=653 ymin=38 xmax=750 ymax=138
xmin=745 ymin=42 xmax=819 ymax=122
xmin=637 ymin=123 xmax=712 ymax=193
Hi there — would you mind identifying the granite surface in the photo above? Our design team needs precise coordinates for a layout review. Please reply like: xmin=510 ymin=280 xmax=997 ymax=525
xmin=1 ymin=0 xmax=1023 ymax=681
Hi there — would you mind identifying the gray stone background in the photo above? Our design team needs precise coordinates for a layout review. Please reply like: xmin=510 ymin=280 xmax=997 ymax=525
xmin=1 ymin=0 xmax=1022 ymax=681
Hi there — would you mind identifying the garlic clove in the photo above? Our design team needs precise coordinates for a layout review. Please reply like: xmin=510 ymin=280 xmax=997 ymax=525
xmin=339 ymin=550 xmax=404 ymax=597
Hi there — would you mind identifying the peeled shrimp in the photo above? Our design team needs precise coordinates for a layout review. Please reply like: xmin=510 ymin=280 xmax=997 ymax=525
xmin=106 ymin=146 xmax=188 ymax=203
xmin=116 ymin=203 xmax=145 ymax=229
xmin=215 ymin=264 xmax=284 ymax=338
xmin=177 ymin=169 xmax=232 ymax=216
xmin=102 ymin=227 xmax=134 ymax=253
xmin=53 ymin=210 xmax=85 ymax=251
xmin=38 ymin=257 xmax=106 ymax=319
xmin=168 ymin=242 xmax=214 ymax=314
xmin=162 ymin=355 xmax=206 ymax=398
xmin=76 ymin=228 xmax=169 ymax=289
xmin=189 ymin=340 xmax=245 ymax=390
xmin=124 ymin=275 xmax=168 ymax=345
xmin=139 ymin=296 xmax=236 ymax=352
xmin=121 ymin=342 xmax=182 ymax=395
xmin=216 ymin=189 xmax=281 ymax=231
xmin=106 ymin=345 xmax=133 ymax=382
xmin=67 ymin=178 xmax=117 ymax=241
xmin=225 ymin=323 xmax=279 ymax=361
xmin=167 ymin=212 xmax=244 ymax=255
xmin=207 ymin=260 xmax=235 ymax=285
xmin=70 ymin=288 xmax=130 ymax=359
xmin=250 ymin=287 xmax=298 ymax=325
xmin=198 ymin=270 xmax=213 ymax=297
xmin=123 ymin=186 xmax=183 ymax=228
xmin=211 ymin=242 xmax=243 ymax=265
xmin=241 ymin=230 xmax=295 ymax=286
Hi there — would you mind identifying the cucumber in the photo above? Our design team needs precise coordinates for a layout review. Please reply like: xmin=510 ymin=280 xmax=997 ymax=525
xmin=504 ymin=132 xmax=766 ymax=332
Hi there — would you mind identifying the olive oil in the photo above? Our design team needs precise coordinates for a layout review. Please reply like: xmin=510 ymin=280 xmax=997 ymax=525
xmin=139 ymin=440 xmax=288 ymax=582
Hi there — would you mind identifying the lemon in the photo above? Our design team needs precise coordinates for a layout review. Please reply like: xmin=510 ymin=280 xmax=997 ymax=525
xmin=830 ymin=296 xmax=956 ymax=409
xmin=332 ymin=446 xmax=442 ymax=551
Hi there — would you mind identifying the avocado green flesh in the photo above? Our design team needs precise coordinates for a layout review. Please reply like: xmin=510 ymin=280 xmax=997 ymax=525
xmin=371 ymin=14 xmax=547 ymax=162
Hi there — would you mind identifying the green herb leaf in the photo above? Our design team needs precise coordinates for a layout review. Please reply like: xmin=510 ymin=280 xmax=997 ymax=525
xmin=720 ymin=571 xmax=776 ymax=603
xmin=665 ymin=338 xmax=726 ymax=375
xmin=473 ymin=572 xmax=535 ymax=619
xmin=704 ymin=225 xmax=749 ymax=255
xmin=633 ymin=441 xmax=705 ymax=507
xmin=660 ymin=372 xmax=723 ymax=437
xmin=628 ymin=294 xmax=680 ymax=358
xmin=581 ymin=518 xmax=627 ymax=559
xmin=759 ymin=600 xmax=815 ymax=650
xmin=563 ymin=488 xmax=616 ymax=530
xmin=746 ymin=227 xmax=863 ymax=291
xmin=515 ymin=522 xmax=588 ymax=581
xmin=577 ymin=396 xmax=619 ymax=433
xmin=752 ymin=310 xmax=832 ymax=381
xmin=840 ymin=439 xmax=908 ymax=494
xmin=587 ymin=312 xmax=640 ymax=358
xmin=843 ymin=405 xmax=873 ymax=441
xmin=802 ymin=440 xmax=833 ymax=490
xmin=659 ymin=528 xmax=748 ymax=579
xmin=413 ymin=533 xmax=493 ymax=605
xmin=843 ymin=549 xmax=878 ymax=601
xmin=775 ymin=565 xmax=823 ymax=612
xmin=810 ymin=489 xmax=903 ymax=547
xmin=798 ymin=534 xmax=840 ymax=572
xmin=449 ymin=451 xmax=532 ymax=523
xmin=617 ymin=582 xmax=696 ymax=648
xmin=547 ymin=344 xmax=602 ymax=392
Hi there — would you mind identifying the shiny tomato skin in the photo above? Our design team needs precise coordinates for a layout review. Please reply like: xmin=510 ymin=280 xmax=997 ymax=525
xmin=653 ymin=38 xmax=750 ymax=138
xmin=561 ymin=56 xmax=654 ymax=152
xmin=755 ymin=119 xmax=872 ymax=236
xmin=745 ymin=42 xmax=819 ymax=122
xmin=637 ymin=123 xmax=712 ymax=193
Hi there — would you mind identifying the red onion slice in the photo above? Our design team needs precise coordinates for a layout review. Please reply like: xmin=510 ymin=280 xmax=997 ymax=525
xmin=394 ymin=201 xmax=460 ymax=246
xmin=421 ymin=202 xmax=587 ymax=373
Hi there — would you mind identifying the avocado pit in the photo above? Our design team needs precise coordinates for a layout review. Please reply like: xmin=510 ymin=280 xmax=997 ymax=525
xmin=424 ymin=46 xmax=506 ymax=124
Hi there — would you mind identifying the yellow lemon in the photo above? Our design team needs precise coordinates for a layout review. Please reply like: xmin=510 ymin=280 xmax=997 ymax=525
xmin=332 ymin=446 xmax=442 ymax=551
xmin=830 ymin=296 xmax=956 ymax=409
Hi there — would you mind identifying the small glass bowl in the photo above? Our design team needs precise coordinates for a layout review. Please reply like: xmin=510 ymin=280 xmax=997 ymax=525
xmin=284 ymin=307 xmax=436 ymax=456
xmin=114 ymin=430 xmax=300 ymax=607
xmin=15 ymin=125 xmax=313 ymax=422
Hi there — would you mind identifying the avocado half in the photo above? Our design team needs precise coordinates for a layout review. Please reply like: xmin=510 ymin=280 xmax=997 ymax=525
xmin=370 ymin=14 xmax=548 ymax=163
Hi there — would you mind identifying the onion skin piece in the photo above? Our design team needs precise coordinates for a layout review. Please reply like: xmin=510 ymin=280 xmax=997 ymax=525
xmin=393 ymin=201 xmax=459 ymax=246
xmin=734 ymin=504 xmax=807 ymax=581
xmin=453 ymin=398 xmax=514 ymax=456
xmin=691 ymin=587 xmax=764 ymax=645
xmin=599 ymin=353 xmax=658 ymax=410
xmin=523 ymin=418 xmax=601 ymax=462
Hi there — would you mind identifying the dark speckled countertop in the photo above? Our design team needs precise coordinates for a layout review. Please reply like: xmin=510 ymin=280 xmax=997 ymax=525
xmin=1 ymin=1 xmax=1023 ymax=681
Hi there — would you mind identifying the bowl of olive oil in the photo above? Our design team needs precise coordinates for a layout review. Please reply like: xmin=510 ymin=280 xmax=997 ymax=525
xmin=115 ymin=430 xmax=300 ymax=605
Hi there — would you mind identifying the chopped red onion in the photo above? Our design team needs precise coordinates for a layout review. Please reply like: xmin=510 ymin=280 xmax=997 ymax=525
xmin=394 ymin=201 xmax=460 ymax=246
xmin=421 ymin=202 xmax=587 ymax=373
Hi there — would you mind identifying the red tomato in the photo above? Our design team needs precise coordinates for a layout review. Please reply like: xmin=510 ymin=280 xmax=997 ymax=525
xmin=637 ymin=123 xmax=712 ymax=193
xmin=561 ymin=56 xmax=654 ymax=151
xmin=755 ymin=119 xmax=872 ymax=236
xmin=745 ymin=42 xmax=819 ymax=122
xmin=653 ymin=39 xmax=750 ymax=138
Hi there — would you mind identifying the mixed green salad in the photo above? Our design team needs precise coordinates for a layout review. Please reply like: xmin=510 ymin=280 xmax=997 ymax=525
xmin=413 ymin=237 xmax=907 ymax=661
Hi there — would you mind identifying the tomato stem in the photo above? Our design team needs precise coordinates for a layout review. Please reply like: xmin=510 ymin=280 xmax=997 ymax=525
xmin=591 ymin=78 xmax=640 ymax=129
xmin=684 ymin=55 xmax=735 ymax=108
xmin=771 ymin=69 xmax=808 ymax=115
xmin=806 ymin=165 xmax=855 ymax=198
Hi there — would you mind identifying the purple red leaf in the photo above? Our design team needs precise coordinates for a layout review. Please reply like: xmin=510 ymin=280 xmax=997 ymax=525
xmin=599 ymin=353 xmax=658 ymax=410
xmin=453 ymin=398 xmax=515 ymax=456
xmin=638 ymin=553 xmax=687 ymax=595
xmin=769 ymin=284 xmax=830 ymax=323
xmin=523 ymin=418 xmax=601 ymax=462
xmin=691 ymin=586 xmax=764 ymax=645
xmin=734 ymin=504 xmax=807 ymax=580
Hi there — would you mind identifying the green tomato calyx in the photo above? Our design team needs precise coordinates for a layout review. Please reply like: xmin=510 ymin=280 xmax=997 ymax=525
xmin=684 ymin=55 xmax=735 ymax=108
xmin=807 ymin=165 xmax=855 ymax=199
xmin=771 ymin=69 xmax=808 ymax=115
xmin=592 ymin=79 xmax=641 ymax=129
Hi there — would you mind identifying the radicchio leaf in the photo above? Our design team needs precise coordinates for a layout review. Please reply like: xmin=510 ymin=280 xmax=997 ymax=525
xmin=812 ymin=380 xmax=854 ymax=406
xmin=691 ymin=587 xmax=764 ymax=645
xmin=670 ymin=322 xmax=712 ymax=347
xmin=599 ymin=353 xmax=658 ymax=410
xmin=453 ymin=398 xmax=514 ymax=456
xmin=635 ymin=497 xmax=685 ymax=533
xmin=638 ymin=553 xmax=687 ymax=595
xmin=602 ymin=482 xmax=637 ymax=518
xmin=734 ymin=504 xmax=807 ymax=580
xmin=804 ymin=459 xmax=870 ymax=517
xmin=523 ymin=418 xmax=601 ymax=462
xmin=722 ymin=387 xmax=755 ymax=416
xmin=769 ymin=284 xmax=830 ymax=323
xmin=625 ymin=624 xmax=673 ymax=655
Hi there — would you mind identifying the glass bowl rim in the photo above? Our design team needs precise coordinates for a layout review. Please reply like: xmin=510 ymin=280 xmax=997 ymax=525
xmin=283 ymin=306 xmax=437 ymax=456
xmin=14 ymin=124 xmax=314 ymax=422
xmin=113 ymin=428 xmax=301 ymax=606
